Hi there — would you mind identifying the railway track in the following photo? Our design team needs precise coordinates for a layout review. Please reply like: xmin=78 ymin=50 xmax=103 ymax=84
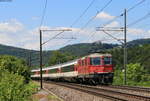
xmin=109 ymin=85 xmax=150 ymax=93
xmin=97 ymin=85 xmax=150 ymax=97
xmin=44 ymin=81 xmax=150 ymax=101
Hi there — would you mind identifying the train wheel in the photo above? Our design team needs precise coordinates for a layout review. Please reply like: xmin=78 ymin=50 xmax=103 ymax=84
xmin=78 ymin=78 xmax=83 ymax=84
xmin=89 ymin=79 xmax=97 ymax=85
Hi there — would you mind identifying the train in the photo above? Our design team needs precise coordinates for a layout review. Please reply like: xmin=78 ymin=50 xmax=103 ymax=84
xmin=31 ymin=53 xmax=114 ymax=85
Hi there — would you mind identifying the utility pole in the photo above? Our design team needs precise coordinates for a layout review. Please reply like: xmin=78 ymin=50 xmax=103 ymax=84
xmin=39 ymin=28 xmax=72 ymax=89
xmin=96 ymin=9 xmax=128 ymax=85
xmin=40 ymin=29 xmax=43 ymax=89
xmin=124 ymin=9 xmax=127 ymax=85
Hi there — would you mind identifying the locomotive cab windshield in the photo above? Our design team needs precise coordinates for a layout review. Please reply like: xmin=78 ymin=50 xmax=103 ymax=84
xmin=90 ymin=57 xmax=101 ymax=65
xmin=90 ymin=56 xmax=112 ymax=66
xmin=103 ymin=57 xmax=112 ymax=65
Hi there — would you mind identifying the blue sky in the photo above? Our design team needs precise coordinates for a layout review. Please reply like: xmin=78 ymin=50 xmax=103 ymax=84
xmin=0 ymin=0 xmax=150 ymax=50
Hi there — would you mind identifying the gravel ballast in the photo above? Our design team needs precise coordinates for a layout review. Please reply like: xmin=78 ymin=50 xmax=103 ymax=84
xmin=43 ymin=82 xmax=112 ymax=101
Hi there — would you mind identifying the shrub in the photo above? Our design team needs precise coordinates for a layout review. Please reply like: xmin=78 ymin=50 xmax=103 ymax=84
xmin=113 ymin=63 xmax=150 ymax=86
xmin=0 ymin=55 xmax=30 ymax=83
xmin=0 ymin=71 xmax=37 ymax=101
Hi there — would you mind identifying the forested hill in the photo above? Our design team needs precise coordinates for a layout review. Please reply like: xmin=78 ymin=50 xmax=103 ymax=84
xmin=60 ymin=42 xmax=118 ymax=56
xmin=0 ymin=42 xmax=117 ymax=67
xmin=0 ymin=44 xmax=33 ymax=58
xmin=0 ymin=44 xmax=40 ymax=66
xmin=0 ymin=38 xmax=150 ymax=67
xmin=127 ymin=38 xmax=150 ymax=47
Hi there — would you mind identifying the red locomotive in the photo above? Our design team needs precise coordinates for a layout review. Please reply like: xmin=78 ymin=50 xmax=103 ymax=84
xmin=31 ymin=53 xmax=114 ymax=85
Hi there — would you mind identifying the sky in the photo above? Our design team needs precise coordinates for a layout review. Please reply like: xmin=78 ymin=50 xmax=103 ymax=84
xmin=0 ymin=0 xmax=150 ymax=50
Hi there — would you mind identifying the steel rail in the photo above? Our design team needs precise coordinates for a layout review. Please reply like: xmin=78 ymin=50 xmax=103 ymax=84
xmin=107 ymin=85 xmax=150 ymax=93
xmin=44 ymin=81 xmax=126 ymax=101
xmin=44 ymin=81 xmax=150 ymax=101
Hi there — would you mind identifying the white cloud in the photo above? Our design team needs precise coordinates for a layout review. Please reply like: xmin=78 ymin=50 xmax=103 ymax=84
xmin=0 ymin=19 xmax=149 ymax=50
xmin=0 ymin=21 xmax=78 ymax=50
xmin=128 ymin=28 xmax=144 ymax=34
xmin=105 ymin=21 xmax=120 ymax=27
xmin=0 ymin=19 xmax=38 ymax=49
xmin=96 ymin=12 xmax=115 ymax=20
xmin=0 ymin=34 xmax=15 ymax=45
xmin=23 ymin=42 xmax=39 ymax=50
xmin=0 ymin=19 xmax=23 ymax=33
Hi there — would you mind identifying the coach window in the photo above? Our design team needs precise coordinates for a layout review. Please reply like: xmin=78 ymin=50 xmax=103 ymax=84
xmin=79 ymin=60 xmax=81 ymax=66
xmin=104 ymin=57 xmax=112 ymax=65
xmin=80 ymin=60 xmax=82 ymax=66
xmin=82 ymin=60 xmax=84 ymax=66
xmin=49 ymin=69 xmax=57 ymax=74
xmin=90 ymin=57 xmax=101 ymax=65
xmin=85 ymin=60 xmax=87 ymax=66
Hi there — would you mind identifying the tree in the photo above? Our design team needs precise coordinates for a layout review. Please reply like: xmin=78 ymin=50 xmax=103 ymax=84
xmin=113 ymin=63 xmax=150 ymax=86
xmin=0 ymin=55 xmax=30 ymax=83
xmin=49 ymin=51 xmax=76 ymax=66
xmin=0 ymin=71 xmax=36 ymax=101
xmin=127 ymin=63 xmax=144 ymax=82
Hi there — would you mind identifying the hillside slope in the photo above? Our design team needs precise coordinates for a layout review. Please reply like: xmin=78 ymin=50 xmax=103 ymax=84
xmin=0 ymin=38 xmax=150 ymax=68
xmin=127 ymin=38 xmax=150 ymax=47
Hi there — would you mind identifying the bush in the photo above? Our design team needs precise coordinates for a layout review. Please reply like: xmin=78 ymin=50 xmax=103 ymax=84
xmin=113 ymin=63 xmax=150 ymax=87
xmin=113 ymin=69 xmax=124 ymax=85
xmin=0 ymin=55 xmax=30 ymax=83
xmin=0 ymin=71 xmax=37 ymax=101
xmin=0 ymin=55 xmax=39 ymax=101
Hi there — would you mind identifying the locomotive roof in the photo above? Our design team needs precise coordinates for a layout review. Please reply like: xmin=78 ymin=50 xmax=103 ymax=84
xmin=81 ymin=53 xmax=111 ymax=59
xmin=87 ymin=53 xmax=111 ymax=57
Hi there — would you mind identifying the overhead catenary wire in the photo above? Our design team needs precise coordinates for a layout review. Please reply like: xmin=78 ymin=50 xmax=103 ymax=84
xmin=127 ymin=0 xmax=146 ymax=12
xmin=46 ymin=0 xmax=97 ymax=47
xmin=102 ymin=30 xmax=124 ymax=44
xmin=127 ymin=12 xmax=150 ymax=27
xmin=39 ymin=0 xmax=147 ymax=50
xmin=38 ymin=0 xmax=70 ymax=47
xmin=43 ymin=0 xmax=97 ymax=46
xmin=42 ymin=31 xmax=65 ymax=45
xmin=39 ymin=0 xmax=48 ymax=28
xmin=70 ymin=0 xmax=113 ymax=44
xmin=102 ymin=0 xmax=147 ymax=27
xmin=70 ymin=0 xmax=96 ymax=27
xmin=39 ymin=0 xmax=98 ymax=46
xmin=34 ymin=0 xmax=147 ymax=51
xmin=85 ymin=0 xmax=147 ymax=43
xmin=78 ymin=0 xmax=113 ymax=31
xmin=59 ymin=0 xmax=97 ymax=46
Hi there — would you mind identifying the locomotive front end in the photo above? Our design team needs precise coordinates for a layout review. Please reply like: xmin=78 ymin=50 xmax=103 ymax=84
xmin=89 ymin=53 xmax=114 ymax=84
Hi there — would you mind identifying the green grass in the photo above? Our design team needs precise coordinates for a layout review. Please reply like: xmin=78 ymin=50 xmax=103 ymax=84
xmin=48 ymin=95 xmax=58 ymax=100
